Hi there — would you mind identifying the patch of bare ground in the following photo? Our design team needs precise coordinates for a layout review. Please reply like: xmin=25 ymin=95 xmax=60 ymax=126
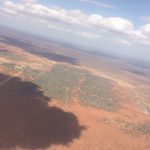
xmin=48 ymin=97 xmax=150 ymax=150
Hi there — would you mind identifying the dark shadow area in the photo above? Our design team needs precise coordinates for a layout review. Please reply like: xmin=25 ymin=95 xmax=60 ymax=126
xmin=0 ymin=73 xmax=84 ymax=149
xmin=0 ymin=36 xmax=34 ymax=50
xmin=0 ymin=36 xmax=79 ymax=65
xmin=0 ymin=49 xmax=10 ymax=53
xmin=128 ymin=59 xmax=150 ymax=70
xmin=85 ymin=50 xmax=121 ymax=60
xmin=28 ymin=51 xmax=79 ymax=65
xmin=123 ymin=68 xmax=146 ymax=76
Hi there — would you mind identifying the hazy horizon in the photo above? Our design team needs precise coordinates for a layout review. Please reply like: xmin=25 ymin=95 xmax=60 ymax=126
xmin=0 ymin=1 xmax=150 ymax=149
xmin=0 ymin=0 xmax=150 ymax=61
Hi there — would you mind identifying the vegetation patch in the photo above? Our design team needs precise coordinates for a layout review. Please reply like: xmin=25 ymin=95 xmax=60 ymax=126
xmin=136 ymin=121 xmax=150 ymax=135
xmin=1 ymin=63 xmax=16 ymax=70
xmin=0 ymin=50 xmax=23 ymax=61
xmin=118 ymin=119 xmax=150 ymax=136
xmin=23 ymin=66 xmax=41 ymax=81
xmin=17 ymin=64 xmax=118 ymax=110
xmin=33 ymin=64 xmax=84 ymax=103
xmin=79 ymin=73 xmax=117 ymax=111
xmin=1 ymin=63 xmax=22 ymax=74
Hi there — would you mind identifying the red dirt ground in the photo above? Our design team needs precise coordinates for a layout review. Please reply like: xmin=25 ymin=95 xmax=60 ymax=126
xmin=1 ymin=43 xmax=150 ymax=150
xmin=47 ymin=98 xmax=150 ymax=150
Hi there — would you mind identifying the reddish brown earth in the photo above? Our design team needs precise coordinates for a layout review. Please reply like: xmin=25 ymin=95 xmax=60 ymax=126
xmin=0 ymin=76 xmax=150 ymax=150
xmin=48 ymin=99 xmax=150 ymax=150
xmin=0 ymin=33 xmax=150 ymax=149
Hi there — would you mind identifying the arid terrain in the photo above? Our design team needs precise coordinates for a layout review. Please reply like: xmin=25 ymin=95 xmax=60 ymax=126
xmin=0 ymin=26 xmax=150 ymax=150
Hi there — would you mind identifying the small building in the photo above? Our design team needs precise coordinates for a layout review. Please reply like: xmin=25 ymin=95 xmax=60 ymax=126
xmin=14 ymin=65 xmax=23 ymax=70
